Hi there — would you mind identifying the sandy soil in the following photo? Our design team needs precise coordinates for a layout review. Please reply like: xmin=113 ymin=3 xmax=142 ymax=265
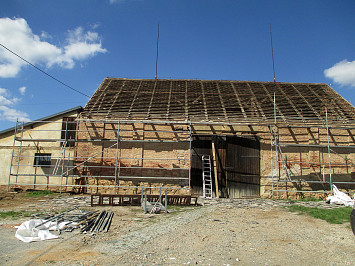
xmin=0 ymin=192 xmax=354 ymax=265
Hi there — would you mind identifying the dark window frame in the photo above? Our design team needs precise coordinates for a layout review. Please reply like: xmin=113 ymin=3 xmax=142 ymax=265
xmin=61 ymin=117 xmax=77 ymax=147
xmin=34 ymin=153 xmax=51 ymax=167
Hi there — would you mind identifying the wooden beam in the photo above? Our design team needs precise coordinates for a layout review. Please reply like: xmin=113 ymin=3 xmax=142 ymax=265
xmin=211 ymin=141 xmax=219 ymax=198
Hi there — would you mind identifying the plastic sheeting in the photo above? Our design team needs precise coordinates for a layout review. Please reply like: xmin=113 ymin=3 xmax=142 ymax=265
xmin=326 ymin=185 xmax=355 ymax=207
xmin=15 ymin=219 xmax=69 ymax=243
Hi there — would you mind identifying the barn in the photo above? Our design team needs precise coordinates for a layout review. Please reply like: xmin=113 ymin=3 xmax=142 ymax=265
xmin=7 ymin=78 xmax=355 ymax=198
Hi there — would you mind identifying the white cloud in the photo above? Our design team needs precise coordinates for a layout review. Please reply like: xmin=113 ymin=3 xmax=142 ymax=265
xmin=0 ymin=105 xmax=30 ymax=122
xmin=0 ymin=88 xmax=8 ymax=96
xmin=0 ymin=17 xmax=107 ymax=78
xmin=40 ymin=31 xmax=52 ymax=40
xmin=50 ymin=27 xmax=107 ymax=69
xmin=0 ymin=87 xmax=30 ymax=122
xmin=19 ymin=86 xmax=26 ymax=95
xmin=324 ymin=60 xmax=355 ymax=87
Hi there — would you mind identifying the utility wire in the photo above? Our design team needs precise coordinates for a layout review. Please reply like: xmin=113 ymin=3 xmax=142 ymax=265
xmin=0 ymin=43 xmax=91 ymax=98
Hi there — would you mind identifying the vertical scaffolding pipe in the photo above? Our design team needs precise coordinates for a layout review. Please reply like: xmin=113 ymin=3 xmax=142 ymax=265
xmin=325 ymin=107 xmax=332 ymax=192
xmin=114 ymin=121 xmax=120 ymax=193
xmin=66 ymin=144 xmax=71 ymax=191
xmin=188 ymin=121 xmax=192 ymax=193
xmin=273 ymin=93 xmax=280 ymax=199
xmin=269 ymin=126 xmax=274 ymax=198
xmin=322 ymin=147 xmax=325 ymax=182
xmin=159 ymin=186 xmax=162 ymax=205
xmin=141 ymin=186 xmax=143 ymax=203
xmin=118 ymin=121 xmax=122 ymax=186
xmin=15 ymin=122 xmax=25 ymax=188
xmin=60 ymin=119 xmax=69 ymax=193
xmin=165 ymin=189 xmax=168 ymax=213
xmin=8 ymin=120 xmax=19 ymax=191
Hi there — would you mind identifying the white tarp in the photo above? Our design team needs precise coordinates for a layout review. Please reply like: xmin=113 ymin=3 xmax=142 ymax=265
xmin=326 ymin=184 xmax=355 ymax=207
xmin=15 ymin=219 xmax=70 ymax=243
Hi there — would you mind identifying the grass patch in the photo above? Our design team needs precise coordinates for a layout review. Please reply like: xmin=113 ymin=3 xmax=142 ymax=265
xmin=279 ymin=197 xmax=324 ymax=203
xmin=297 ymin=197 xmax=324 ymax=202
xmin=0 ymin=210 xmax=35 ymax=219
xmin=26 ymin=190 xmax=55 ymax=197
xmin=287 ymin=205 xmax=352 ymax=224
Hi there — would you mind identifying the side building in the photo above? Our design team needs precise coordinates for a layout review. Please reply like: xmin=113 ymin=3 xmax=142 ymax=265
xmin=1 ymin=106 xmax=83 ymax=190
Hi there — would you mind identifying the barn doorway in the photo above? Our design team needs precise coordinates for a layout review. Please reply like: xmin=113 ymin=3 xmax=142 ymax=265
xmin=191 ymin=135 xmax=260 ymax=198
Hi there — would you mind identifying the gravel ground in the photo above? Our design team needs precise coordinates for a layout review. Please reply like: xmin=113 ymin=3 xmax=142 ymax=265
xmin=0 ymin=193 xmax=354 ymax=265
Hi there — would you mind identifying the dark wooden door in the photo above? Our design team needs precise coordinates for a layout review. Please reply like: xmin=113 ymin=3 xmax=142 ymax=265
xmin=191 ymin=135 xmax=260 ymax=198
xmin=223 ymin=135 xmax=260 ymax=198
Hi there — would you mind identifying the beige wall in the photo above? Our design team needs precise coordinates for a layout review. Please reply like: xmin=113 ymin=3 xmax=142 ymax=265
xmin=0 ymin=111 xmax=79 ymax=189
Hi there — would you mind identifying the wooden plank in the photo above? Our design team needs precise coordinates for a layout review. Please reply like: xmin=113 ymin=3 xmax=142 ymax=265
xmin=211 ymin=141 xmax=219 ymax=198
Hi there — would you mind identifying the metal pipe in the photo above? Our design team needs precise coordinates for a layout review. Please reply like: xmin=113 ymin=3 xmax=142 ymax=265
xmin=96 ymin=211 xmax=108 ymax=232
xmin=100 ymin=211 xmax=113 ymax=232
xmin=105 ymin=212 xmax=114 ymax=232
xmin=8 ymin=120 xmax=18 ymax=191
xmin=35 ymin=206 xmax=79 ymax=228
xmin=114 ymin=121 xmax=120 ymax=193
xmin=90 ymin=210 xmax=106 ymax=232
xmin=325 ymin=107 xmax=332 ymax=192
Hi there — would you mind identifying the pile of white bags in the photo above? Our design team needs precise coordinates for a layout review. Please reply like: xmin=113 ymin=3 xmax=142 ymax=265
xmin=15 ymin=219 xmax=70 ymax=243
xmin=326 ymin=185 xmax=355 ymax=207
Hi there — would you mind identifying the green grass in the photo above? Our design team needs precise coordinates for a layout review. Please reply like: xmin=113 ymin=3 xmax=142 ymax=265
xmin=279 ymin=197 xmax=324 ymax=203
xmin=26 ymin=190 xmax=55 ymax=197
xmin=297 ymin=197 xmax=324 ymax=202
xmin=0 ymin=210 xmax=34 ymax=219
xmin=287 ymin=205 xmax=352 ymax=224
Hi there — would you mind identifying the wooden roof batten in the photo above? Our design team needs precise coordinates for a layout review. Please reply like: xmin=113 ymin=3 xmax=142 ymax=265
xmin=200 ymin=81 xmax=209 ymax=121
xmin=106 ymin=79 xmax=126 ymax=119
xmin=82 ymin=78 xmax=355 ymax=127
xmin=216 ymin=82 xmax=230 ymax=123
xmin=126 ymin=80 xmax=143 ymax=119
xmin=230 ymin=83 xmax=248 ymax=120
xmin=274 ymin=83 xmax=306 ymax=123
xmin=246 ymin=82 xmax=268 ymax=121
xmin=290 ymin=84 xmax=323 ymax=123
xmin=146 ymin=79 xmax=157 ymax=119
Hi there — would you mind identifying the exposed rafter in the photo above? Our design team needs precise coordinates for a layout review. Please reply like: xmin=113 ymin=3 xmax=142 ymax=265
xmin=81 ymin=78 xmax=355 ymax=126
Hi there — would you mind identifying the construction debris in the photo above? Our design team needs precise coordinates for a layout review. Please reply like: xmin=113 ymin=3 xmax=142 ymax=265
xmin=326 ymin=185 xmax=355 ymax=207
xmin=15 ymin=207 xmax=114 ymax=242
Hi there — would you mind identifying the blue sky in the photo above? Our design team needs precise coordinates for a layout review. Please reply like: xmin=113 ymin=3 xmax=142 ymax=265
xmin=0 ymin=0 xmax=354 ymax=130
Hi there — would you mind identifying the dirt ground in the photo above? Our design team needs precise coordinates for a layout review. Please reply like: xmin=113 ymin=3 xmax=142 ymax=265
xmin=0 ymin=191 xmax=354 ymax=265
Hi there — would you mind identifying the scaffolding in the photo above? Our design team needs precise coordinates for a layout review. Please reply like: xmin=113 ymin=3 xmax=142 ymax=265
xmin=7 ymin=116 xmax=355 ymax=198
xmin=8 ymin=119 xmax=192 ymax=194
xmin=270 ymin=104 xmax=355 ymax=198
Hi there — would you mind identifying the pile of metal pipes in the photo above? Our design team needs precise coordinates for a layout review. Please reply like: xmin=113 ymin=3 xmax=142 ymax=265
xmin=33 ymin=207 xmax=114 ymax=233
xmin=81 ymin=210 xmax=114 ymax=233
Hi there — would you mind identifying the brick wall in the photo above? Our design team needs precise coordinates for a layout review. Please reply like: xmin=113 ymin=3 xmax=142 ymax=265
xmin=75 ymin=121 xmax=190 ymax=194
xmin=75 ymin=119 xmax=354 ymax=198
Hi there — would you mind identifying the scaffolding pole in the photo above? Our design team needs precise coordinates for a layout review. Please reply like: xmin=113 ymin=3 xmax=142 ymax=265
xmin=8 ymin=119 xmax=192 ymax=194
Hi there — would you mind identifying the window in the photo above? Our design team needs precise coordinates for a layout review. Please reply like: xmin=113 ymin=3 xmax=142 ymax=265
xmin=61 ymin=117 xmax=77 ymax=147
xmin=34 ymin=153 xmax=51 ymax=167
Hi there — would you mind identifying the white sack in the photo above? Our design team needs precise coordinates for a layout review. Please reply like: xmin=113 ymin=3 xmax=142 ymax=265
xmin=326 ymin=185 xmax=355 ymax=207
xmin=15 ymin=219 xmax=69 ymax=243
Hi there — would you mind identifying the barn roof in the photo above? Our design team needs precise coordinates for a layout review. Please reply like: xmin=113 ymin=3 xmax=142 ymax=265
xmin=82 ymin=78 xmax=355 ymax=126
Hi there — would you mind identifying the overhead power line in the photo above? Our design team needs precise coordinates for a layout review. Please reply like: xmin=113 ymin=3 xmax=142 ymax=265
xmin=0 ymin=43 xmax=91 ymax=98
